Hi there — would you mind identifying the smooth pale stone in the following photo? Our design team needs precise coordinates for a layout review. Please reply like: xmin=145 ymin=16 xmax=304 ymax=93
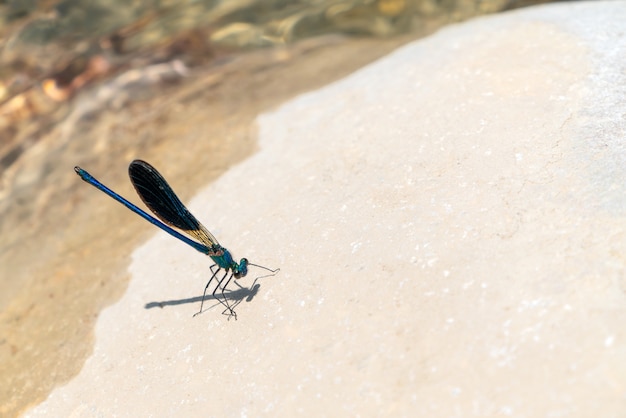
xmin=27 ymin=1 xmax=626 ymax=417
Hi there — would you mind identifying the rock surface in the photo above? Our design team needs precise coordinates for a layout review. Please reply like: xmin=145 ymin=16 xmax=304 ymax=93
xmin=27 ymin=1 xmax=626 ymax=416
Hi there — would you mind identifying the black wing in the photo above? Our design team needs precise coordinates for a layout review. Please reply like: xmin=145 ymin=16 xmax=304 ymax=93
xmin=128 ymin=160 xmax=222 ymax=251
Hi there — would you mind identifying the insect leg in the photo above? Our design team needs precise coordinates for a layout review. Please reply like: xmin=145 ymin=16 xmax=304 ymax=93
xmin=193 ymin=264 xmax=220 ymax=317
xmin=217 ymin=271 xmax=238 ymax=320
xmin=212 ymin=270 xmax=235 ymax=319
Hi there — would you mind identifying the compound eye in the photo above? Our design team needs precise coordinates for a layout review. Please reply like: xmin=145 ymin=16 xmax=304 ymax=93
xmin=239 ymin=258 xmax=249 ymax=277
